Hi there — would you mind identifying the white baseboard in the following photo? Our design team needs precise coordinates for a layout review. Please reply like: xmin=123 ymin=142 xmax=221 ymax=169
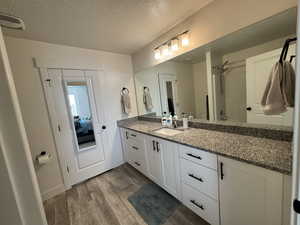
xmin=42 ymin=183 xmax=66 ymax=201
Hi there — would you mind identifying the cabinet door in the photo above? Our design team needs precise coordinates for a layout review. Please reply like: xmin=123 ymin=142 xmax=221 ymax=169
xmin=120 ymin=128 xmax=129 ymax=161
xmin=219 ymin=156 xmax=283 ymax=225
xmin=161 ymin=140 xmax=180 ymax=199
xmin=146 ymin=136 xmax=163 ymax=185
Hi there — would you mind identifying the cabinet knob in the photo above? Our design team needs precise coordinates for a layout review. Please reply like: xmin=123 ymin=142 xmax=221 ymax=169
xmin=102 ymin=125 xmax=106 ymax=130
xmin=246 ymin=107 xmax=252 ymax=111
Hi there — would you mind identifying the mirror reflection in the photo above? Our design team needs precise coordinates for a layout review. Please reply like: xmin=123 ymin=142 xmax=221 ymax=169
xmin=66 ymin=81 xmax=96 ymax=150
xmin=135 ymin=8 xmax=297 ymax=128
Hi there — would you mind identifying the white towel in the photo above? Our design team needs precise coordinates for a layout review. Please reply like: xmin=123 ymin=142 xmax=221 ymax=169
xmin=121 ymin=92 xmax=131 ymax=114
xmin=143 ymin=88 xmax=153 ymax=111
xmin=261 ymin=61 xmax=295 ymax=115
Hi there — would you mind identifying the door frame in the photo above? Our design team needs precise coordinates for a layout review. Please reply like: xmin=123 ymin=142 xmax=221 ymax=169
xmin=158 ymin=73 xmax=178 ymax=115
xmin=36 ymin=61 xmax=104 ymax=189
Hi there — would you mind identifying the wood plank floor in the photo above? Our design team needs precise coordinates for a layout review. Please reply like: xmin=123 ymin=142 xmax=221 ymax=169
xmin=44 ymin=163 xmax=210 ymax=225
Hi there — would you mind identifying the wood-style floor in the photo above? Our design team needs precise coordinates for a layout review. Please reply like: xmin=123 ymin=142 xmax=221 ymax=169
xmin=44 ymin=163 xmax=210 ymax=225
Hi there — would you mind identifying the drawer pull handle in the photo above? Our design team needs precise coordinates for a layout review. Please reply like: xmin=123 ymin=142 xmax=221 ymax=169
xmin=156 ymin=141 xmax=160 ymax=152
xmin=134 ymin=162 xmax=141 ymax=166
xmin=188 ymin=173 xmax=203 ymax=182
xmin=152 ymin=140 xmax=156 ymax=151
xmin=220 ymin=162 xmax=224 ymax=180
xmin=132 ymin=146 xmax=139 ymax=150
xmin=131 ymin=134 xmax=137 ymax=137
xmin=125 ymin=131 xmax=128 ymax=139
xmin=187 ymin=153 xmax=202 ymax=160
xmin=190 ymin=200 xmax=204 ymax=210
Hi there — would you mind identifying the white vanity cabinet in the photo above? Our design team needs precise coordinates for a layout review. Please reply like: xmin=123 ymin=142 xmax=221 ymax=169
xmin=145 ymin=135 xmax=181 ymax=199
xmin=218 ymin=156 xmax=284 ymax=225
xmin=145 ymin=136 xmax=164 ymax=185
xmin=179 ymin=145 xmax=220 ymax=225
xmin=120 ymin=128 xmax=148 ymax=176
xmin=120 ymin=127 xmax=291 ymax=225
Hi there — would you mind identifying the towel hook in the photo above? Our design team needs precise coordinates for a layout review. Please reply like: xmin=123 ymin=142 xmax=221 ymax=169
xmin=121 ymin=87 xmax=129 ymax=95
xmin=279 ymin=37 xmax=297 ymax=63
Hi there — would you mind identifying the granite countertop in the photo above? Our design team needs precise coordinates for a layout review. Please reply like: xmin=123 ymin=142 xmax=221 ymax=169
xmin=118 ymin=120 xmax=292 ymax=175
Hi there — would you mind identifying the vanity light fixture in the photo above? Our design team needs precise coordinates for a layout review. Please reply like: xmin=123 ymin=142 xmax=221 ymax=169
xmin=171 ymin=38 xmax=179 ymax=51
xmin=154 ymin=48 xmax=161 ymax=60
xmin=153 ymin=30 xmax=189 ymax=60
xmin=181 ymin=31 xmax=190 ymax=47
xmin=162 ymin=44 xmax=170 ymax=56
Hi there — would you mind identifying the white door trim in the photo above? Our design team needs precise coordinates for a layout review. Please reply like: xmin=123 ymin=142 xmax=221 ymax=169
xmin=158 ymin=73 xmax=178 ymax=115
xmin=291 ymin=2 xmax=300 ymax=223
xmin=39 ymin=68 xmax=72 ymax=189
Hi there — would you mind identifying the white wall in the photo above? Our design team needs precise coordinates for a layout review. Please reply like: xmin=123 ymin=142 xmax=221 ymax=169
xmin=192 ymin=61 xmax=208 ymax=119
xmin=132 ymin=0 xmax=297 ymax=72
xmin=135 ymin=61 xmax=195 ymax=117
xmin=0 ymin=29 xmax=47 ymax=225
xmin=4 ymin=36 xmax=138 ymax=200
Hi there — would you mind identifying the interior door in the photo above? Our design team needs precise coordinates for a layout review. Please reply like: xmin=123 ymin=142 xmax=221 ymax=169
xmin=43 ymin=69 xmax=108 ymax=185
xmin=246 ymin=45 xmax=296 ymax=126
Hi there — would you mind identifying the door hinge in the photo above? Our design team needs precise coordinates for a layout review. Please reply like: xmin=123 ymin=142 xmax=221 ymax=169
xmin=45 ymin=78 xmax=52 ymax=87
xmin=58 ymin=124 xmax=61 ymax=132
xmin=66 ymin=166 xmax=70 ymax=173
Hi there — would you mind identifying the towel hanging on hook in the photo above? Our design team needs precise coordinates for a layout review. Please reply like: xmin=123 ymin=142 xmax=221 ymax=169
xmin=121 ymin=87 xmax=131 ymax=114
xmin=279 ymin=37 xmax=297 ymax=63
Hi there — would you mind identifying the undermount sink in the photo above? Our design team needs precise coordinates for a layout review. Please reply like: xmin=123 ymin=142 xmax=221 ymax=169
xmin=153 ymin=127 xmax=184 ymax=136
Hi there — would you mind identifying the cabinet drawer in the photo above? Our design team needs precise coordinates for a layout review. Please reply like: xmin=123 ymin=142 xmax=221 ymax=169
xmin=181 ymin=158 xmax=218 ymax=200
xmin=182 ymin=184 xmax=219 ymax=225
xmin=180 ymin=145 xmax=217 ymax=170
xmin=124 ymin=129 xmax=143 ymax=143
xmin=127 ymin=145 xmax=147 ymax=175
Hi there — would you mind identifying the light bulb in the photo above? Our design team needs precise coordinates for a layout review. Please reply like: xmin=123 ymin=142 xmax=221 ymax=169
xmin=171 ymin=39 xmax=179 ymax=51
xmin=162 ymin=44 xmax=170 ymax=56
xmin=181 ymin=33 xmax=189 ymax=46
xmin=154 ymin=49 xmax=161 ymax=60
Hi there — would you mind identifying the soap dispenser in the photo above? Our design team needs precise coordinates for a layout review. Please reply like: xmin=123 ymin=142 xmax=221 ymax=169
xmin=167 ymin=114 xmax=173 ymax=127
xmin=162 ymin=112 xmax=167 ymax=127
xmin=182 ymin=113 xmax=188 ymax=129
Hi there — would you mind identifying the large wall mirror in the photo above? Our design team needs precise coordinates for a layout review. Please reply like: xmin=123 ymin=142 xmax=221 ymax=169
xmin=134 ymin=7 xmax=297 ymax=128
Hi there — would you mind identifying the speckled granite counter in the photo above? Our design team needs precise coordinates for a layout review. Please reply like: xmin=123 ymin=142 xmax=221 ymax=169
xmin=118 ymin=119 xmax=292 ymax=175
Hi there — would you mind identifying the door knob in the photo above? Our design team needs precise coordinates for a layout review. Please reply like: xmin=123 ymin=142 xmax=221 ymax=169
xmin=102 ymin=125 xmax=106 ymax=130
xmin=246 ymin=107 xmax=252 ymax=111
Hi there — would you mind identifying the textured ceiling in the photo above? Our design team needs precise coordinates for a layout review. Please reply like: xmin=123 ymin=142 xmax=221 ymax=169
xmin=0 ymin=0 xmax=213 ymax=54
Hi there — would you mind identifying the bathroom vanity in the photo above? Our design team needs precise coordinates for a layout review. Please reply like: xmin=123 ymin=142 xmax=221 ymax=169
xmin=118 ymin=119 xmax=292 ymax=225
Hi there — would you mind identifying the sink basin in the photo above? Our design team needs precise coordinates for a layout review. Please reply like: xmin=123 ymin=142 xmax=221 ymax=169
xmin=153 ymin=127 xmax=184 ymax=136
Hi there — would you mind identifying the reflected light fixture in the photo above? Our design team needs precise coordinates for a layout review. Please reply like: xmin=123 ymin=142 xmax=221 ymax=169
xmin=154 ymin=48 xmax=161 ymax=60
xmin=181 ymin=31 xmax=189 ymax=46
xmin=162 ymin=44 xmax=170 ymax=56
xmin=171 ymin=38 xmax=179 ymax=51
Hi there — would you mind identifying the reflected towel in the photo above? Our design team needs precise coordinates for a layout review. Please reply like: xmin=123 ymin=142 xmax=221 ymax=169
xmin=261 ymin=61 xmax=295 ymax=115
xmin=121 ymin=92 xmax=131 ymax=114
xmin=143 ymin=88 xmax=153 ymax=111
